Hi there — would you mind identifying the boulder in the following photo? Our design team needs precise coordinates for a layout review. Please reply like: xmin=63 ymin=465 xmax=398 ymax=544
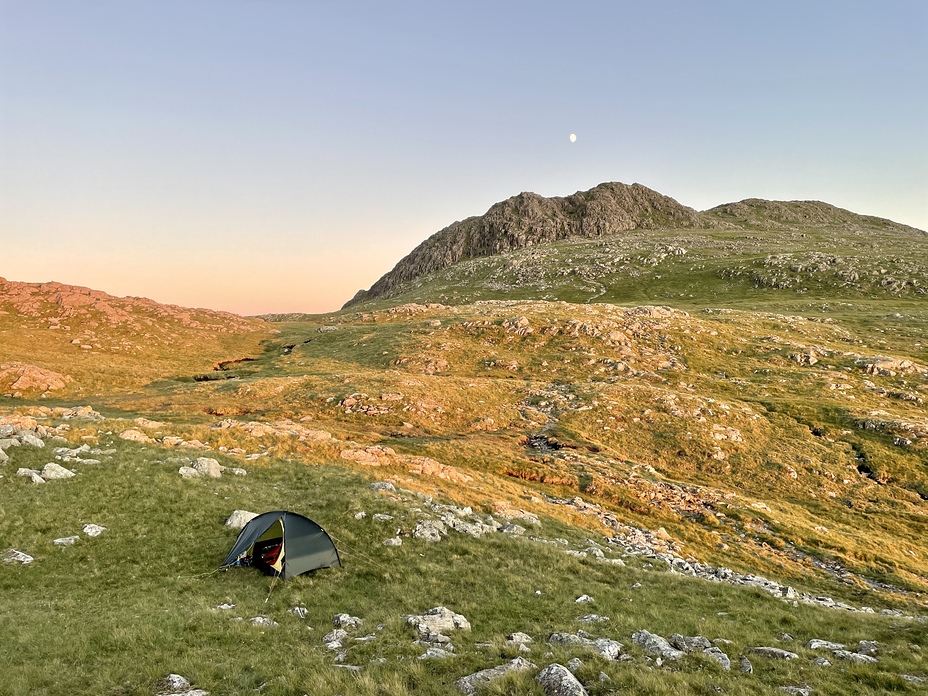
xmin=40 ymin=463 xmax=75 ymax=480
xmin=669 ymin=634 xmax=712 ymax=652
xmin=178 ymin=466 xmax=200 ymax=478
xmin=225 ymin=510 xmax=259 ymax=529
xmin=857 ymin=640 xmax=879 ymax=656
xmin=507 ymin=632 xmax=533 ymax=645
xmin=419 ymin=647 xmax=453 ymax=660
xmin=192 ymin=457 xmax=223 ymax=478
xmin=455 ymin=657 xmax=535 ymax=696
xmin=807 ymin=639 xmax=845 ymax=650
xmin=535 ymin=663 xmax=588 ymax=696
xmin=18 ymin=432 xmax=45 ymax=448
xmin=407 ymin=606 xmax=470 ymax=640
xmin=632 ymin=630 xmax=684 ymax=660
xmin=548 ymin=632 xmax=623 ymax=660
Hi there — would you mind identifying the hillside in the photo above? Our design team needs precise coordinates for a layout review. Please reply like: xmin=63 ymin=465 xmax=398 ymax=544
xmin=342 ymin=183 xmax=926 ymax=312
xmin=0 ymin=277 xmax=271 ymax=398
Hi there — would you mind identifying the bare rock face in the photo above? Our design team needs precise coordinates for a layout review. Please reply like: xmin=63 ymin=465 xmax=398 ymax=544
xmin=345 ymin=182 xmax=706 ymax=306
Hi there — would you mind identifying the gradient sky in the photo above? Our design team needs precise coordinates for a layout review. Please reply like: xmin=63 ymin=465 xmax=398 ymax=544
xmin=2 ymin=1 xmax=926 ymax=315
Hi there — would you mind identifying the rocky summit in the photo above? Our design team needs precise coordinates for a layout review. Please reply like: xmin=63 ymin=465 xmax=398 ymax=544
xmin=2 ymin=184 xmax=928 ymax=695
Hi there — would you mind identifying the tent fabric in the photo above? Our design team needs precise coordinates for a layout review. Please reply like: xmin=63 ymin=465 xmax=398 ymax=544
xmin=222 ymin=510 xmax=340 ymax=578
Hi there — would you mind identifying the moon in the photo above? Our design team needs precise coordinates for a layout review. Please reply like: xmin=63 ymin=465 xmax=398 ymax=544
xmin=569 ymin=133 xmax=577 ymax=142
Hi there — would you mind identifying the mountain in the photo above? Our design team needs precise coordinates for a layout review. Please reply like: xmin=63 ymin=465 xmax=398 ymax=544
xmin=344 ymin=182 xmax=925 ymax=309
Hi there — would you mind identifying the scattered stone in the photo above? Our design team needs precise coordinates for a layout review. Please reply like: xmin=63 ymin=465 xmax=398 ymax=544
xmin=215 ymin=603 xmax=235 ymax=610
xmin=53 ymin=536 xmax=79 ymax=546
xmin=575 ymin=595 xmax=594 ymax=603
xmin=192 ymin=457 xmax=223 ymax=478
xmin=507 ymin=632 xmax=533 ymax=645
xmin=18 ymin=432 xmax=45 ymax=448
xmin=39 ymin=462 xmax=75 ymax=480
xmin=576 ymin=614 xmax=609 ymax=624
xmin=455 ymin=657 xmax=536 ymax=696
xmin=3 ymin=548 xmax=34 ymax=564
xmin=747 ymin=647 xmax=799 ymax=660
xmin=333 ymin=613 xmax=363 ymax=629
xmin=566 ymin=657 xmax=584 ymax=673
xmin=249 ymin=616 xmax=279 ymax=628
xmin=833 ymin=650 xmax=878 ymax=664
xmin=370 ymin=481 xmax=396 ymax=492
xmin=289 ymin=607 xmax=308 ymax=619
xmin=383 ymin=537 xmax=402 ymax=546
xmin=82 ymin=524 xmax=106 ymax=537
xmin=354 ymin=511 xmax=367 ymax=519
xmin=372 ymin=513 xmax=394 ymax=522
xmin=857 ymin=640 xmax=879 ymax=656
xmin=324 ymin=628 xmax=349 ymax=646
xmin=16 ymin=467 xmax=45 ymax=484
xmin=548 ymin=632 xmax=623 ymax=660
xmin=419 ymin=647 xmax=454 ymax=660
xmin=669 ymin=634 xmax=712 ymax=653
xmin=703 ymin=646 xmax=731 ymax=670
xmin=739 ymin=655 xmax=753 ymax=674
xmin=178 ymin=466 xmax=200 ymax=478
xmin=159 ymin=674 xmax=190 ymax=691
xmin=413 ymin=520 xmax=445 ymax=542
xmin=807 ymin=639 xmax=845 ymax=650
xmin=535 ymin=663 xmax=589 ymax=696
xmin=632 ymin=630 xmax=684 ymax=660
xmin=780 ymin=686 xmax=812 ymax=696
xmin=225 ymin=510 xmax=258 ymax=529
xmin=119 ymin=428 xmax=153 ymax=444
xmin=407 ymin=606 xmax=470 ymax=641
xmin=501 ymin=523 xmax=526 ymax=535
xmin=811 ymin=657 xmax=831 ymax=666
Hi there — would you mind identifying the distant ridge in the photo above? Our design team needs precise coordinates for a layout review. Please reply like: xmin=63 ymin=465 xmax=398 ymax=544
xmin=344 ymin=182 xmax=924 ymax=308
xmin=344 ymin=182 xmax=706 ymax=307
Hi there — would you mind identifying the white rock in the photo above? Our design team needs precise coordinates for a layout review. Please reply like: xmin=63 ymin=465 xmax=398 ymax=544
xmin=807 ymin=639 xmax=845 ymax=650
xmin=19 ymin=433 xmax=45 ymax=448
xmin=161 ymin=674 xmax=190 ymax=690
xmin=289 ymin=606 xmax=308 ymax=619
xmin=507 ymin=632 xmax=533 ymax=645
xmin=225 ymin=510 xmax=258 ymax=529
xmin=249 ymin=616 xmax=279 ymax=628
xmin=82 ymin=524 xmax=106 ymax=537
xmin=419 ymin=647 xmax=454 ymax=659
xmin=383 ymin=537 xmax=402 ymax=546
xmin=455 ymin=657 xmax=536 ymax=696
xmin=41 ymin=463 xmax=75 ymax=480
xmin=333 ymin=613 xmax=363 ymax=629
xmin=407 ymin=606 xmax=470 ymax=639
xmin=575 ymin=594 xmax=594 ymax=603
xmin=16 ymin=468 xmax=45 ymax=484
xmin=535 ymin=663 xmax=588 ymax=696
xmin=178 ymin=466 xmax=200 ymax=478
xmin=3 ymin=548 xmax=34 ymax=564
xmin=192 ymin=457 xmax=223 ymax=478
xmin=833 ymin=650 xmax=878 ymax=664
xmin=53 ymin=536 xmax=79 ymax=546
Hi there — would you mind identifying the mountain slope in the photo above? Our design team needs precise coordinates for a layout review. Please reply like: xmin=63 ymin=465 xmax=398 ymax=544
xmin=345 ymin=182 xmax=707 ymax=307
xmin=344 ymin=183 xmax=926 ymax=310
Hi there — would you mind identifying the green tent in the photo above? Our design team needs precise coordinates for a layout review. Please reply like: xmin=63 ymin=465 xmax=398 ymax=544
xmin=221 ymin=511 xmax=341 ymax=578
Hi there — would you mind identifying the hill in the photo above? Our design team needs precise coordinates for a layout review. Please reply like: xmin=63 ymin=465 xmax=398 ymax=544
xmin=342 ymin=183 xmax=926 ymax=312
xmin=0 ymin=277 xmax=270 ymax=398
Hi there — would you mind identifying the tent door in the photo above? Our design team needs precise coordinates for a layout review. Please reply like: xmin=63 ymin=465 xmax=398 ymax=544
xmin=251 ymin=518 xmax=285 ymax=575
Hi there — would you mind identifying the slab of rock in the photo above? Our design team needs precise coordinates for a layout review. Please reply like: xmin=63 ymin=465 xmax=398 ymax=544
xmin=807 ymin=639 xmax=845 ymax=650
xmin=41 ymin=463 xmax=75 ymax=480
xmin=632 ymin=630 xmax=684 ymax=660
xmin=16 ymin=468 xmax=45 ymax=484
xmin=535 ymin=663 xmax=588 ymax=696
xmin=747 ymin=647 xmax=799 ymax=660
xmin=419 ymin=647 xmax=454 ymax=660
xmin=53 ymin=536 xmax=79 ymax=546
xmin=407 ymin=606 xmax=470 ymax=640
xmin=455 ymin=657 xmax=536 ymax=696
xmin=833 ymin=650 xmax=878 ymax=664
xmin=548 ymin=632 xmax=623 ymax=660
xmin=225 ymin=510 xmax=258 ymax=529
xmin=18 ymin=432 xmax=45 ymax=448
xmin=3 ymin=548 xmax=34 ymax=564
xmin=669 ymin=634 xmax=712 ymax=652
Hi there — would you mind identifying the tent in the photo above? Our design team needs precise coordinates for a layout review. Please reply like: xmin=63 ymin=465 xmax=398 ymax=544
xmin=221 ymin=511 xmax=341 ymax=578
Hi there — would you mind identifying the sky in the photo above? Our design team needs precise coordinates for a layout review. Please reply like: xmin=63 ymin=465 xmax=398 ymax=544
xmin=1 ymin=1 xmax=926 ymax=315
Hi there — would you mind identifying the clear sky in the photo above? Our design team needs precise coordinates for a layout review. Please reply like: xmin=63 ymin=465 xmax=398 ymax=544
xmin=2 ymin=1 xmax=926 ymax=315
